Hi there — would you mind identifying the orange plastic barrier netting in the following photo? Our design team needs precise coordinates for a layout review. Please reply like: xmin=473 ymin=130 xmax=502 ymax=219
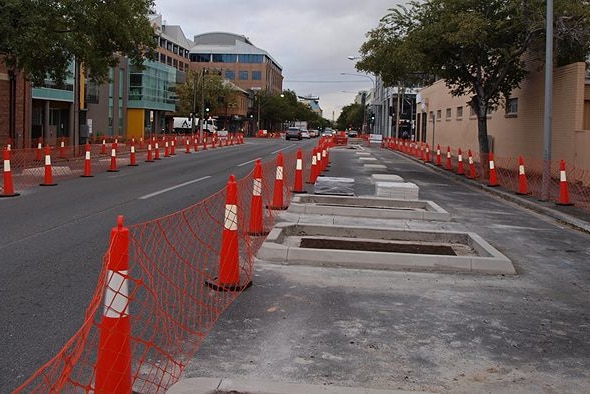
xmin=380 ymin=138 xmax=590 ymax=213
xmin=14 ymin=147 xmax=313 ymax=393
xmin=1 ymin=135 xmax=246 ymax=195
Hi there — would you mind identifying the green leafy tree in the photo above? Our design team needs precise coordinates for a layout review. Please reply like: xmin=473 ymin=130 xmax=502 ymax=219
xmin=357 ymin=0 xmax=590 ymax=158
xmin=337 ymin=103 xmax=364 ymax=131
xmin=0 ymin=0 xmax=157 ymax=85
xmin=175 ymin=70 xmax=233 ymax=118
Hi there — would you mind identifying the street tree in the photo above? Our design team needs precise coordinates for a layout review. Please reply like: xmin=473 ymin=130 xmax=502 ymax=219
xmin=356 ymin=0 xmax=590 ymax=160
xmin=0 ymin=0 xmax=157 ymax=85
xmin=337 ymin=103 xmax=364 ymax=131
xmin=175 ymin=70 xmax=233 ymax=119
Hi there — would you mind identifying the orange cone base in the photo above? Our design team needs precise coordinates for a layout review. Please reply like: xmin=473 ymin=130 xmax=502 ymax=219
xmin=40 ymin=182 xmax=57 ymax=186
xmin=516 ymin=191 xmax=531 ymax=196
xmin=293 ymin=190 xmax=308 ymax=194
xmin=107 ymin=169 xmax=119 ymax=172
xmin=205 ymin=277 xmax=253 ymax=292
xmin=0 ymin=192 xmax=20 ymax=198
xmin=556 ymin=201 xmax=574 ymax=206
xmin=80 ymin=174 xmax=94 ymax=178
xmin=487 ymin=184 xmax=499 ymax=188
xmin=266 ymin=204 xmax=288 ymax=211
xmin=248 ymin=230 xmax=270 ymax=237
xmin=128 ymin=164 xmax=139 ymax=167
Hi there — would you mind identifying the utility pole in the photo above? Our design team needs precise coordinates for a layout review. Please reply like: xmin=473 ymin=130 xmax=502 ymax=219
xmin=191 ymin=70 xmax=198 ymax=135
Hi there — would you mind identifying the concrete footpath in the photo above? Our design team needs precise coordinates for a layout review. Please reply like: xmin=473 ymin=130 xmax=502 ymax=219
xmin=169 ymin=143 xmax=590 ymax=394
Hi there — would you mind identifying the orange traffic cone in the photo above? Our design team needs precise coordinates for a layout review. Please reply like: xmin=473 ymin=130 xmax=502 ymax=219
xmin=249 ymin=160 xmax=268 ymax=236
xmin=425 ymin=144 xmax=431 ymax=163
xmin=100 ymin=139 xmax=107 ymax=155
xmin=269 ymin=152 xmax=288 ymax=210
xmin=467 ymin=149 xmax=477 ymax=179
xmin=193 ymin=136 xmax=199 ymax=152
xmin=108 ymin=142 xmax=119 ymax=172
xmin=40 ymin=146 xmax=57 ymax=186
xmin=293 ymin=148 xmax=306 ymax=193
xmin=556 ymin=160 xmax=574 ymax=206
xmin=164 ymin=137 xmax=170 ymax=157
xmin=36 ymin=140 xmax=43 ymax=161
xmin=457 ymin=148 xmax=464 ymax=175
xmin=202 ymin=136 xmax=208 ymax=151
xmin=316 ymin=147 xmax=323 ymax=174
xmin=81 ymin=143 xmax=93 ymax=177
xmin=95 ymin=215 xmax=132 ymax=393
xmin=185 ymin=137 xmax=191 ymax=154
xmin=516 ymin=156 xmax=530 ymax=195
xmin=1 ymin=148 xmax=19 ymax=197
xmin=307 ymin=147 xmax=318 ymax=184
xmin=59 ymin=138 xmax=66 ymax=159
xmin=435 ymin=144 xmax=442 ymax=166
xmin=206 ymin=175 xmax=252 ymax=292
xmin=154 ymin=140 xmax=161 ymax=160
xmin=145 ymin=142 xmax=154 ymax=162
xmin=129 ymin=139 xmax=138 ymax=167
xmin=488 ymin=152 xmax=499 ymax=187
xmin=170 ymin=136 xmax=176 ymax=155
xmin=445 ymin=146 xmax=452 ymax=170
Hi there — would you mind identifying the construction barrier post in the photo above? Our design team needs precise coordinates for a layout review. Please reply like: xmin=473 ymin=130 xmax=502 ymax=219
xmin=1 ymin=148 xmax=19 ymax=197
xmin=145 ymin=143 xmax=154 ymax=163
xmin=95 ymin=215 xmax=132 ymax=393
xmin=40 ymin=146 xmax=57 ymax=186
xmin=307 ymin=147 xmax=318 ymax=184
xmin=467 ymin=149 xmax=477 ymax=179
xmin=556 ymin=160 xmax=574 ymax=206
xmin=293 ymin=148 xmax=306 ymax=193
xmin=248 ymin=160 xmax=268 ymax=236
xmin=81 ymin=143 xmax=93 ymax=177
xmin=488 ymin=152 xmax=499 ymax=187
xmin=516 ymin=156 xmax=530 ymax=195
xmin=206 ymin=175 xmax=252 ymax=292
xmin=269 ymin=151 xmax=288 ymax=210
xmin=457 ymin=148 xmax=464 ymax=175
xmin=108 ymin=143 xmax=119 ymax=172
xmin=129 ymin=139 xmax=138 ymax=167
xmin=445 ymin=146 xmax=453 ymax=170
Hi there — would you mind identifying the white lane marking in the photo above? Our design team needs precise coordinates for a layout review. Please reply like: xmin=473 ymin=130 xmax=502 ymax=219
xmin=139 ymin=176 xmax=211 ymax=199
xmin=238 ymin=158 xmax=260 ymax=167
xmin=271 ymin=148 xmax=285 ymax=155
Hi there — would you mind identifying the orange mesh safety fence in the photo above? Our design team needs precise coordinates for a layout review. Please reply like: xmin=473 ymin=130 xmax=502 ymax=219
xmin=1 ymin=135 xmax=246 ymax=195
xmin=14 ymin=146 xmax=314 ymax=393
xmin=381 ymin=140 xmax=590 ymax=213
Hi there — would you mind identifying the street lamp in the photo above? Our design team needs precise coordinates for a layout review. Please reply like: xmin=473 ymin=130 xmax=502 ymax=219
xmin=341 ymin=72 xmax=376 ymax=133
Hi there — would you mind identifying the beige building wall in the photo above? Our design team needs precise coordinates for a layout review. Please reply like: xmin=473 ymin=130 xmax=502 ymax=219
xmin=419 ymin=62 xmax=588 ymax=169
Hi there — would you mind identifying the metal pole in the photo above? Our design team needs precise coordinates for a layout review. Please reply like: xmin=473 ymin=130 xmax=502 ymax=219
xmin=199 ymin=68 xmax=205 ymax=143
xmin=395 ymin=84 xmax=401 ymax=138
xmin=191 ymin=71 xmax=197 ymax=135
xmin=541 ymin=0 xmax=553 ymax=201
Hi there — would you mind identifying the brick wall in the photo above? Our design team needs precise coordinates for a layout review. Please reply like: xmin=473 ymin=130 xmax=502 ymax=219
xmin=418 ymin=62 xmax=587 ymax=167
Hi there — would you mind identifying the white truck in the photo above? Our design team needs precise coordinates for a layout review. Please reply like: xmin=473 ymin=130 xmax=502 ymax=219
xmin=292 ymin=121 xmax=308 ymax=131
xmin=173 ymin=117 xmax=217 ymax=133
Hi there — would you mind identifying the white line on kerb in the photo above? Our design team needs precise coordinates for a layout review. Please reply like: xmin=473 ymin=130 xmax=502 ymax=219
xmin=139 ymin=176 xmax=211 ymax=200
xmin=237 ymin=158 xmax=260 ymax=167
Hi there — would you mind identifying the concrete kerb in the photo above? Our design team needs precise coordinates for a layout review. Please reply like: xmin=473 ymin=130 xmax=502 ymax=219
xmin=167 ymin=377 xmax=431 ymax=394
xmin=384 ymin=147 xmax=590 ymax=235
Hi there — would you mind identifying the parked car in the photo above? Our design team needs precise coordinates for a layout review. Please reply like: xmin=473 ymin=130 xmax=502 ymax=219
xmin=286 ymin=127 xmax=302 ymax=140
xmin=301 ymin=130 xmax=311 ymax=139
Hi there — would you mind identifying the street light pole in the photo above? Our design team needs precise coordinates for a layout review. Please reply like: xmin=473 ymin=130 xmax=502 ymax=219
xmin=340 ymin=72 xmax=376 ymax=134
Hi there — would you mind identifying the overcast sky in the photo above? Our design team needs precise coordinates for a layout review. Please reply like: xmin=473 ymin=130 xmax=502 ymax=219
xmin=154 ymin=0 xmax=404 ymax=120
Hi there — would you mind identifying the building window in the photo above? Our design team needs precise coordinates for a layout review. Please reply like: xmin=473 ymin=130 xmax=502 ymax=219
xmin=212 ymin=54 xmax=237 ymax=63
xmin=446 ymin=108 xmax=452 ymax=119
xmin=160 ymin=53 xmax=166 ymax=63
xmin=470 ymin=106 xmax=476 ymax=117
xmin=225 ymin=70 xmax=235 ymax=80
xmin=190 ymin=53 xmax=211 ymax=62
xmin=506 ymin=98 xmax=518 ymax=115
xmin=252 ymin=71 xmax=262 ymax=80
xmin=436 ymin=109 xmax=442 ymax=120
xmin=239 ymin=70 xmax=248 ymax=80
xmin=456 ymin=106 xmax=463 ymax=118
xmin=238 ymin=54 xmax=263 ymax=63
xmin=159 ymin=37 xmax=166 ymax=48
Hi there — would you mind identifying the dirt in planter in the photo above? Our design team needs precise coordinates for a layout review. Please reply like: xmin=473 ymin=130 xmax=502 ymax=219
xmin=300 ymin=238 xmax=457 ymax=256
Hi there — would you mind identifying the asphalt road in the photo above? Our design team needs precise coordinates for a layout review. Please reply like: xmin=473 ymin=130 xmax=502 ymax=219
xmin=0 ymin=137 xmax=315 ymax=392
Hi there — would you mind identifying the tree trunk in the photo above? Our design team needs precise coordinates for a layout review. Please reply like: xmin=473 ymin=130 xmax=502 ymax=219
xmin=472 ymin=95 xmax=491 ymax=179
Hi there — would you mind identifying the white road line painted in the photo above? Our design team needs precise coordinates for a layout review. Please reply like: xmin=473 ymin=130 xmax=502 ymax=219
xmin=271 ymin=148 xmax=285 ymax=155
xmin=238 ymin=158 xmax=260 ymax=167
xmin=139 ymin=176 xmax=211 ymax=199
